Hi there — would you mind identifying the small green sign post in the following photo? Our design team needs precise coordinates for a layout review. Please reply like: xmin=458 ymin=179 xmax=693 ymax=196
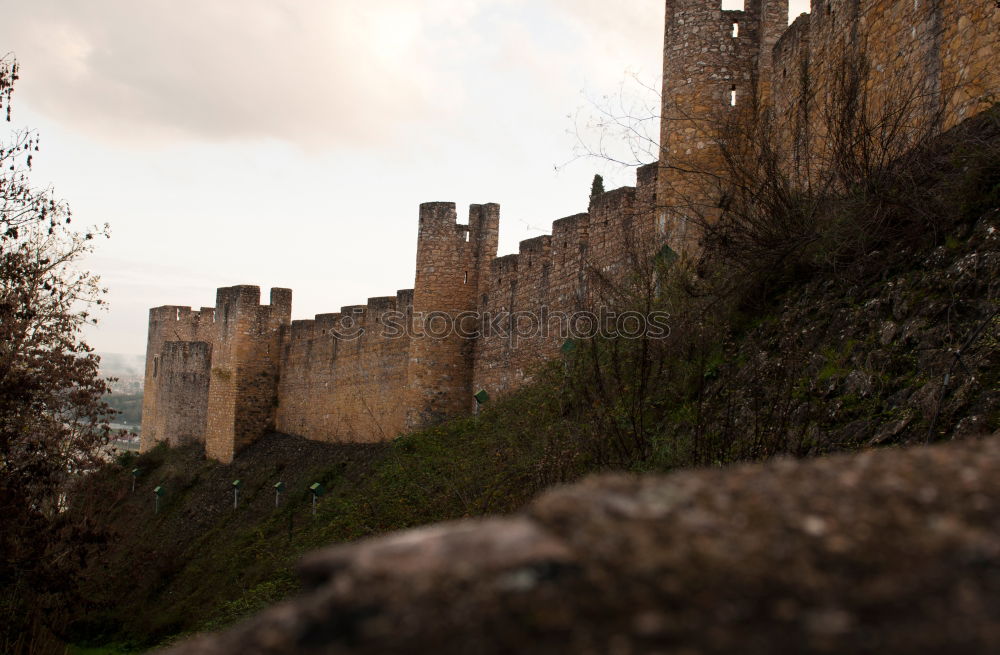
xmin=153 ymin=485 xmax=165 ymax=514
xmin=473 ymin=389 xmax=489 ymax=418
xmin=232 ymin=480 xmax=242 ymax=509
xmin=274 ymin=481 xmax=285 ymax=508
xmin=309 ymin=482 xmax=325 ymax=516
xmin=131 ymin=468 xmax=141 ymax=493
xmin=655 ymin=243 xmax=679 ymax=267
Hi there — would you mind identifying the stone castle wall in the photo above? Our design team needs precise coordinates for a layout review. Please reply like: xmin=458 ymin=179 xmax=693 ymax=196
xmin=275 ymin=292 xmax=413 ymax=443
xmin=140 ymin=287 xmax=291 ymax=463
xmin=792 ymin=0 xmax=1000 ymax=132
xmin=140 ymin=181 xmax=646 ymax=461
xmin=471 ymin=163 xmax=659 ymax=399
xmin=656 ymin=0 xmax=788 ymax=250
xmin=141 ymin=305 xmax=218 ymax=448
xmin=204 ymin=286 xmax=291 ymax=463
xmin=141 ymin=0 xmax=999 ymax=462
xmin=658 ymin=0 xmax=1000 ymax=244
xmin=151 ymin=341 xmax=211 ymax=447
xmin=405 ymin=203 xmax=499 ymax=427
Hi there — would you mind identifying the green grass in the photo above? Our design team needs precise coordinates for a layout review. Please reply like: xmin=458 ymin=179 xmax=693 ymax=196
xmin=69 ymin=646 xmax=139 ymax=655
xmin=65 ymin=372 xmax=593 ymax=649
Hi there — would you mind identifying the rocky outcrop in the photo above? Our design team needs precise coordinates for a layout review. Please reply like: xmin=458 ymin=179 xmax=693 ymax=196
xmin=161 ymin=432 xmax=1000 ymax=654
xmin=659 ymin=209 xmax=1000 ymax=460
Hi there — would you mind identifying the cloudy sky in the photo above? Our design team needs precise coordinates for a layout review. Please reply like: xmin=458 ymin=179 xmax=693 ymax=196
xmin=1 ymin=0 xmax=810 ymax=355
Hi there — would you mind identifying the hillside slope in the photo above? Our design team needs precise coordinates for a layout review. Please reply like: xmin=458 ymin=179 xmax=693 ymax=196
xmin=647 ymin=211 xmax=1000 ymax=463
xmin=160 ymin=431 xmax=1000 ymax=655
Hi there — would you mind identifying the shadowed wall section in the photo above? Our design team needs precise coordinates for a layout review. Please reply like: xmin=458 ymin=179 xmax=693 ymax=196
xmin=141 ymin=306 xmax=218 ymax=450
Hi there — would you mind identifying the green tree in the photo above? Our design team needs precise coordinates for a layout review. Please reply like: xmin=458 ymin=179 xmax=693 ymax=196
xmin=589 ymin=173 xmax=605 ymax=207
xmin=0 ymin=53 xmax=115 ymax=652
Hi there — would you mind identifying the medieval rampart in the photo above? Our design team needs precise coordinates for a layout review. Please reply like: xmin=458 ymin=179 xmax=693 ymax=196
xmin=142 ymin=0 xmax=999 ymax=462
xmin=149 ymin=341 xmax=211 ymax=447
xmin=657 ymin=0 xmax=1000 ymax=247
xmin=141 ymin=305 xmax=217 ymax=447
xmin=140 ymin=287 xmax=291 ymax=463
xmin=275 ymin=292 xmax=413 ymax=443
xmin=470 ymin=163 xmax=659 ymax=399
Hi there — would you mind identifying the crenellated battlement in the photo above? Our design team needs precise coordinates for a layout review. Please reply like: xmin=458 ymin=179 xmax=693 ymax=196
xmin=279 ymin=294 xmax=407 ymax=345
xmin=147 ymin=305 xmax=217 ymax=333
xmin=657 ymin=0 xmax=999 ymax=251
xmin=141 ymin=285 xmax=293 ymax=462
xmin=367 ymin=296 xmax=397 ymax=312
xmin=142 ymin=162 xmax=671 ymax=461
xmin=590 ymin=187 xmax=635 ymax=216
xmin=142 ymin=0 xmax=999 ymax=462
xmin=490 ymin=253 xmax=519 ymax=278
xmin=340 ymin=304 xmax=366 ymax=317
xmin=551 ymin=213 xmax=588 ymax=236
xmin=211 ymin=285 xmax=291 ymax=331
xmin=518 ymin=235 xmax=551 ymax=258
xmin=402 ymin=200 xmax=499 ymax=427
xmin=272 ymin=286 xmax=417 ymax=442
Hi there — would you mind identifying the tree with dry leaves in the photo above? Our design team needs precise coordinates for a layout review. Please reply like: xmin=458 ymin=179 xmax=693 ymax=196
xmin=0 ymin=53 xmax=117 ymax=653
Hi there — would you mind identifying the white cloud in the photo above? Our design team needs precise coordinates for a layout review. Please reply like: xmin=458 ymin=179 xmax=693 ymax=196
xmin=2 ymin=0 xmax=674 ymax=149
xmin=3 ymin=0 xmax=811 ymax=150
xmin=3 ymin=0 xmax=487 ymax=147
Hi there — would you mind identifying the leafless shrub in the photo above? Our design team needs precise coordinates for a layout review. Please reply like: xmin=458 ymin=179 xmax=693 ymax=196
xmin=688 ymin=37 xmax=998 ymax=299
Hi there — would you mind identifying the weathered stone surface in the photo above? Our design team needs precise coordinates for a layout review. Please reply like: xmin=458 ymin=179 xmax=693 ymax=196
xmin=160 ymin=433 xmax=1000 ymax=654
xmin=141 ymin=287 xmax=292 ymax=463
xmin=660 ymin=0 xmax=1000 ymax=252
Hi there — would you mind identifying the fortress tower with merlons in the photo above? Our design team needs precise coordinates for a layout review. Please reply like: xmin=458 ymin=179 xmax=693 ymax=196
xmin=141 ymin=0 xmax=1000 ymax=462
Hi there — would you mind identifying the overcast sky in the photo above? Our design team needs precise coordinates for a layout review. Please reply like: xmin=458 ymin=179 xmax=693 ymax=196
xmin=1 ymin=0 xmax=810 ymax=355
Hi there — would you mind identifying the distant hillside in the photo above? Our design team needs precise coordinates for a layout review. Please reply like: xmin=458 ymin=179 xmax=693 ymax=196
xmin=99 ymin=353 xmax=146 ymax=378
xmin=99 ymin=353 xmax=145 ymax=395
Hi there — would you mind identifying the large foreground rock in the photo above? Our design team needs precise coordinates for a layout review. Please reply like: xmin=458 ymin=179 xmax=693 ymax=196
xmin=162 ymin=434 xmax=1000 ymax=654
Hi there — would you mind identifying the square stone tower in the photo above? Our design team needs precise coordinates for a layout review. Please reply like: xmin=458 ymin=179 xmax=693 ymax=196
xmin=404 ymin=202 xmax=499 ymax=428
xmin=656 ymin=0 xmax=787 ymax=251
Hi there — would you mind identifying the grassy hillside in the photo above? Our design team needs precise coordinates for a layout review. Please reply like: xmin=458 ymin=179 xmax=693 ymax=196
xmin=66 ymin=390 xmax=586 ymax=651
